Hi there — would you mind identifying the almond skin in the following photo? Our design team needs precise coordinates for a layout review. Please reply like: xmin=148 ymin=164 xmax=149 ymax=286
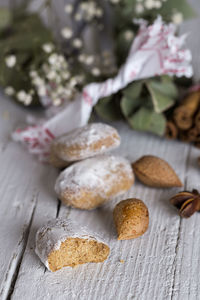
xmin=132 ymin=155 xmax=182 ymax=188
xmin=113 ymin=198 xmax=149 ymax=240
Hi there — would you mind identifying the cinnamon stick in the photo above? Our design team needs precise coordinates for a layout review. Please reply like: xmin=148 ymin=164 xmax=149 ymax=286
xmin=179 ymin=131 xmax=190 ymax=143
xmin=187 ymin=127 xmax=199 ymax=142
xmin=195 ymin=111 xmax=200 ymax=130
xmin=165 ymin=121 xmax=178 ymax=139
xmin=173 ymin=91 xmax=200 ymax=130
xmin=194 ymin=142 xmax=200 ymax=149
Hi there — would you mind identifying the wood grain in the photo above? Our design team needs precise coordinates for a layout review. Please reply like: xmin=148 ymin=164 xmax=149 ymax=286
xmin=10 ymin=122 xmax=191 ymax=300
xmin=0 ymin=1 xmax=200 ymax=299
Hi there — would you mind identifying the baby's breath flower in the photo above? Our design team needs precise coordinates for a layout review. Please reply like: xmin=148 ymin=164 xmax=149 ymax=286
xmin=76 ymin=74 xmax=85 ymax=83
xmin=17 ymin=90 xmax=32 ymax=105
xmin=135 ymin=3 xmax=144 ymax=14
xmin=69 ymin=77 xmax=78 ymax=87
xmin=57 ymin=86 xmax=65 ymax=94
xmin=80 ymin=2 xmax=87 ymax=10
xmin=61 ymin=27 xmax=73 ymax=39
xmin=57 ymin=55 xmax=65 ymax=64
xmin=154 ymin=0 xmax=162 ymax=8
xmin=72 ymin=38 xmax=83 ymax=49
xmin=5 ymin=55 xmax=16 ymax=68
xmin=53 ymin=98 xmax=62 ymax=106
xmin=17 ymin=90 xmax=27 ymax=102
xmin=33 ymin=76 xmax=45 ymax=87
xmin=110 ymin=0 xmax=121 ymax=4
xmin=55 ymin=76 xmax=61 ymax=84
xmin=85 ymin=55 xmax=95 ymax=65
xmin=91 ymin=67 xmax=101 ymax=76
xmin=172 ymin=12 xmax=183 ymax=24
xmin=124 ymin=30 xmax=134 ymax=41
xmin=38 ymin=86 xmax=47 ymax=97
xmin=48 ymin=53 xmax=58 ymax=65
xmin=62 ymin=72 xmax=70 ymax=80
xmin=96 ymin=8 xmax=103 ymax=17
xmin=24 ymin=94 xmax=32 ymax=106
xmin=64 ymin=4 xmax=73 ymax=14
xmin=42 ymin=43 xmax=54 ymax=53
xmin=145 ymin=0 xmax=154 ymax=9
xmin=78 ymin=54 xmax=86 ymax=62
xmin=78 ymin=1 xmax=103 ymax=21
xmin=29 ymin=70 xmax=38 ymax=78
xmin=75 ymin=13 xmax=82 ymax=21
xmin=4 ymin=86 xmax=15 ymax=96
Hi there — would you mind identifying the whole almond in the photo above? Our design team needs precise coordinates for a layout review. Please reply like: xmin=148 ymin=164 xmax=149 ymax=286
xmin=113 ymin=198 xmax=149 ymax=240
xmin=132 ymin=155 xmax=182 ymax=188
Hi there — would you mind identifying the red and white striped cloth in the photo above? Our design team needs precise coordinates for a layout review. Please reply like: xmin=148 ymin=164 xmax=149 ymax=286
xmin=12 ymin=17 xmax=193 ymax=161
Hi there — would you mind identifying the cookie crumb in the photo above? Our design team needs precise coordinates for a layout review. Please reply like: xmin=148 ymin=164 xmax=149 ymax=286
xmin=120 ymin=259 xmax=124 ymax=263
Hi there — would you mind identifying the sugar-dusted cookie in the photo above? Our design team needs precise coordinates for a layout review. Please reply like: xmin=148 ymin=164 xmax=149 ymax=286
xmin=48 ymin=149 xmax=70 ymax=169
xmin=35 ymin=219 xmax=110 ymax=272
xmin=55 ymin=155 xmax=134 ymax=210
xmin=50 ymin=123 xmax=120 ymax=166
xmin=113 ymin=198 xmax=149 ymax=240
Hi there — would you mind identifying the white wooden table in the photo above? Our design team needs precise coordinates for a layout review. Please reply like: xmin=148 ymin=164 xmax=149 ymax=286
xmin=1 ymin=2 xmax=200 ymax=299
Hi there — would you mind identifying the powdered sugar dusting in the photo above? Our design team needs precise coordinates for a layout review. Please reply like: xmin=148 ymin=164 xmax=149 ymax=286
xmin=35 ymin=218 xmax=108 ymax=271
xmin=52 ymin=123 xmax=120 ymax=161
xmin=55 ymin=155 xmax=134 ymax=201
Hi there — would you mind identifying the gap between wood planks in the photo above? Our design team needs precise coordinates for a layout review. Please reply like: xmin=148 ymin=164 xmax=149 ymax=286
xmin=1 ymin=141 xmax=193 ymax=300
xmin=170 ymin=144 xmax=192 ymax=300
xmin=0 ymin=192 xmax=39 ymax=300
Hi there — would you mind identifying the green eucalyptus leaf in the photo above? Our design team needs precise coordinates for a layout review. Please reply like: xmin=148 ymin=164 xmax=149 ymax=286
xmin=95 ymin=96 xmax=122 ymax=121
xmin=0 ymin=7 xmax=12 ymax=30
xmin=148 ymin=78 xmax=178 ymax=98
xmin=122 ymin=80 xmax=143 ymax=99
xmin=120 ymin=81 xmax=143 ymax=117
xmin=128 ymin=107 xmax=166 ymax=136
xmin=146 ymin=80 xmax=175 ymax=113
xmin=120 ymin=96 xmax=141 ymax=117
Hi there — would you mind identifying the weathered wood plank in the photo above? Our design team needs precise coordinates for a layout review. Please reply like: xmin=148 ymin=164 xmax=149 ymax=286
xmin=11 ymin=122 xmax=190 ymax=300
xmin=0 ymin=95 xmax=59 ymax=300
xmin=169 ymin=145 xmax=200 ymax=300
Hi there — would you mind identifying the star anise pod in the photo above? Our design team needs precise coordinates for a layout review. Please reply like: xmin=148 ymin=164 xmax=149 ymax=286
xmin=170 ymin=189 xmax=200 ymax=218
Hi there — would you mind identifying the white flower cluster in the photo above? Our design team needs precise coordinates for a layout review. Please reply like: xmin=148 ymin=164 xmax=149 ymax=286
xmin=135 ymin=0 xmax=183 ymax=25
xmin=78 ymin=49 xmax=116 ymax=77
xmin=172 ymin=11 xmax=183 ymax=25
xmin=109 ymin=0 xmax=121 ymax=4
xmin=5 ymin=55 xmax=16 ymax=68
xmin=17 ymin=90 xmax=33 ymax=105
xmin=61 ymin=26 xmax=83 ymax=49
xmin=4 ymin=54 xmax=34 ymax=105
xmin=75 ymin=1 xmax=103 ymax=22
xmin=64 ymin=4 xmax=73 ymax=15
xmin=30 ymin=43 xmax=84 ymax=106
xmin=135 ymin=0 xmax=166 ymax=14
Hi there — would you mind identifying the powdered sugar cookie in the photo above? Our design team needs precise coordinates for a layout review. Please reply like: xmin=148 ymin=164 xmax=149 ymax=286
xmin=50 ymin=123 xmax=120 ymax=167
xmin=55 ymin=155 xmax=134 ymax=210
xmin=48 ymin=150 xmax=70 ymax=169
xmin=35 ymin=218 xmax=110 ymax=272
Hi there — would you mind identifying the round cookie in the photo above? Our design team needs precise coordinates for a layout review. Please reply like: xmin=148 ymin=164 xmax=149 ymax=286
xmin=35 ymin=218 xmax=110 ymax=272
xmin=55 ymin=154 xmax=134 ymax=210
xmin=50 ymin=123 xmax=120 ymax=167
